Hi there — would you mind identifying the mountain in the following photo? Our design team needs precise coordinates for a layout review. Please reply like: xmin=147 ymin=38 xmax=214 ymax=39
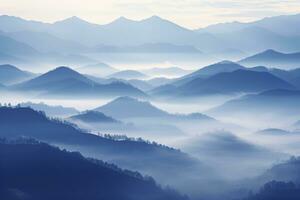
xmin=198 ymin=14 xmax=300 ymax=52
xmin=182 ymin=61 xmax=245 ymax=80
xmin=0 ymin=32 xmax=39 ymax=57
xmin=93 ymin=43 xmax=201 ymax=53
xmin=0 ymin=139 xmax=187 ymax=200
xmin=239 ymin=49 xmax=300 ymax=68
xmin=7 ymin=30 xmax=88 ymax=54
xmin=13 ymin=66 xmax=146 ymax=98
xmin=257 ymin=128 xmax=293 ymax=135
xmin=0 ymin=64 xmax=35 ymax=85
xmin=153 ymin=69 xmax=295 ymax=97
xmin=1 ymin=14 xmax=300 ymax=54
xmin=69 ymin=111 xmax=120 ymax=123
xmin=107 ymin=70 xmax=148 ymax=80
xmin=208 ymin=89 xmax=300 ymax=120
xmin=0 ymin=15 xmax=221 ymax=51
xmin=20 ymin=102 xmax=79 ymax=117
xmin=214 ymin=26 xmax=300 ymax=53
xmin=181 ymin=131 xmax=287 ymax=181
xmin=77 ymin=62 xmax=118 ymax=77
xmin=243 ymin=181 xmax=300 ymax=200
xmin=0 ymin=106 xmax=214 ymax=196
xmin=94 ymin=96 xmax=214 ymax=121
xmin=94 ymin=96 xmax=168 ymax=119
xmin=142 ymin=67 xmax=193 ymax=78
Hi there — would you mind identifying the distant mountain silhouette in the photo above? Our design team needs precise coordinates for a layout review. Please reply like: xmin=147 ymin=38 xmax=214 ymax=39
xmin=256 ymin=128 xmax=293 ymax=135
xmin=20 ymin=102 xmax=79 ymax=117
xmin=198 ymin=14 xmax=300 ymax=53
xmin=77 ymin=62 xmax=118 ymax=77
xmin=69 ymin=110 xmax=120 ymax=123
xmin=0 ymin=64 xmax=35 ymax=85
xmin=181 ymin=61 xmax=245 ymax=80
xmin=0 ymin=32 xmax=39 ymax=57
xmin=94 ymin=96 xmax=169 ymax=119
xmin=208 ymin=89 xmax=300 ymax=118
xmin=142 ymin=67 xmax=193 ymax=78
xmin=94 ymin=96 xmax=214 ymax=121
xmin=153 ymin=69 xmax=294 ymax=96
xmin=13 ymin=66 xmax=146 ymax=98
xmin=0 ymin=106 xmax=212 ymax=194
xmin=7 ymin=30 xmax=88 ymax=54
xmin=199 ymin=13 xmax=300 ymax=37
xmin=107 ymin=70 xmax=148 ymax=80
xmin=93 ymin=43 xmax=201 ymax=53
xmin=0 ymin=139 xmax=187 ymax=200
xmin=239 ymin=49 xmax=300 ymax=68
xmin=0 ymin=15 xmax=221 ymax=52
xmin=1 ymin=14 xmax=300 ymax=54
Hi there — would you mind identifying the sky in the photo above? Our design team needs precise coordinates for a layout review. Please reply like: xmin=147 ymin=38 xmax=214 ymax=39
xmin=1 ymin=0 xmax=300 ymax=29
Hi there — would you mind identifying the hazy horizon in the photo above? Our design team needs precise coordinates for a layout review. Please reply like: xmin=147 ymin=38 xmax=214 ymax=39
xmin=1 ymin=0 xmax=300 ymax=29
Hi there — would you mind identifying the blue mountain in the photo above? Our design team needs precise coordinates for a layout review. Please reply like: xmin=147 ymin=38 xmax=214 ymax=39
xmin=208 ymin=89 xmax=300 ymax=117
xmin=94 ymin=96 xmax=214 ymax=122
xmin=69 ymin=110 xmax=120 ymax=123
xmin=152 ymin=69 xmax=294 ymax=96
xmin=107 ymin=70 xmax=148 ymax=80
xmin=20 ymin=102 xmax=79 ymax=117
xmin=13 ymin=66 xmax=146 ymax=98
xmin=239 ymin=49 xmax=300 ymax=68
xmin=0 ymin=64 xmax=35 ymax=85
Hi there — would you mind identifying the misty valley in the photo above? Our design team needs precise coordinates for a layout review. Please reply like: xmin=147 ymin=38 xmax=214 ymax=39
xmin=1 ymin=12 xmax=300 ymax=200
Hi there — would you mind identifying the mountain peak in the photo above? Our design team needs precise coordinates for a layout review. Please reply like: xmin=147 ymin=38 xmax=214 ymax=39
xmin=109 ymin=16 xmax=136 ymax=25
xmin=142 ymin=15 xmax=166 ymax=23
xmin=54 ymin=16 xmax=92 ymax=25
xmin=217 ymin=60 xmax=237 ymax=65
xmin=262 ymin=49 xmax=281 ymax=55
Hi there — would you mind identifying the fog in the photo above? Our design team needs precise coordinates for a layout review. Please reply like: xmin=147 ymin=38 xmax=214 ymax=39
xmin=1 ymin=69 xmax=300 ymax=200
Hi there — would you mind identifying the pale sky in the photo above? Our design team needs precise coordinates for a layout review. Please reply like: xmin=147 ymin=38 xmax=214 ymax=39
xmin=1 ymin=0 xmax=300 ymax=29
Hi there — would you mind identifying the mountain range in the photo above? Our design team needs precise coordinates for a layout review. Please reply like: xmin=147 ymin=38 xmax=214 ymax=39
xmin=12 ymin=66 xmax=146 ymax=98
xmin=239 ymin=49 xmax=300 ymax=68
xmin=0 ymin=106 xmax=214 ymax=194
xmin=1 ymin=13 xmax=300 ymax=60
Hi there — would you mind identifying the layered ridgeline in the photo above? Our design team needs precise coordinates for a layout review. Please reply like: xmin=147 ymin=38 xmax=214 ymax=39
xmin=69 ymin=110 xmax=120 ymax=124
xmin=1 ymin=14 xmax=300 ymax=55
xmin=0 ymin=106 xmax=216 ymax=196
xmin=208 ymin=89 xmax=300 ymax=119
xmin=11 ymin=66 xmax=146 ymax=98
xmin=239 ymin=49 xmax=300 ymax=68
xmin=0 ymin=139 xmax=187 ymax=200
xmin=151 ymin=61 xmax=295 ymax=97
xmin=20 ymin=102 xmax=79 ymax=117
xmin=0 ymin=64 xmax=35 ymax=85
xmin=94 ymin=96 xmax=214 ymax=121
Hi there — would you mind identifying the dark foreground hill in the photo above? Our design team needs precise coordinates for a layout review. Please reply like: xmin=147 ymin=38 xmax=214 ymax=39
xmin=0 ymin=138 xmax=187 ymax=200
xmin=0 ymin=106 xmax=214 ymax=196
